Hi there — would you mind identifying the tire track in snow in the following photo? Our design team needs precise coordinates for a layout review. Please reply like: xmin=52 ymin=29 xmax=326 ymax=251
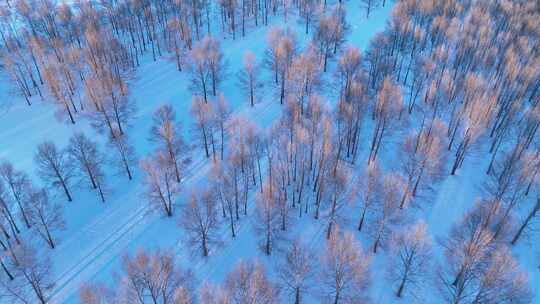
xmin=48 ymin=155 xmax=208 ymax=304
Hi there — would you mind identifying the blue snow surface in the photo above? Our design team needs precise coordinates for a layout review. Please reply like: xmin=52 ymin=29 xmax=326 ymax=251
xmin=0 ymin=0 xmax=538 ymax=303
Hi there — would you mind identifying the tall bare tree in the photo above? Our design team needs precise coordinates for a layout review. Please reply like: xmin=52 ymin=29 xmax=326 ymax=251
xmin=369 ymin=173 xmax=404 ymax=253
xmin=387 ymin=220 xmax=432 ymax=298
xmin=140 ymin=151 xmax=181 ymax=217
xmin=67 ymin=132 xmax=107 ymax=202
xmin=319 ymin=227 xmax=370 ymax=304
xmin=0 ymin=240 xmax=52 ymax=304
xmin=357 ymin=161 xmax=382 ymax=232
xmin=254 ymin=180 xmax=282 ymax=255
xmin=79 ymin=249 xmax=194 ymax=303
xmin=179 ymin=189 xmax=221 ymax=257
xmin=34 ymin=141 xmax=74 ymax=202
xmin=214 ymin=94 xmax=231 ymax=161
xmin=107 ymin=129 xmax=137 ymax=180
xmin=191 ymin=96 xmax=215 ymax=159
xmin=188 ymin=36 xmax=226 ymax=103
xmin=0 ymin=161 xmax=32 ymax=228
xmin=149 ymin=104 xmax=184 ymax=183
xmin=27 ymin=189 xmax=65 ymax=249
xmin=237 ymin=51 xmax=263 ymax=107
xmin=225 ymin=260 xmax=279 ymax=304
xmin=398 ymin=119 xmax=447 ymax=208
xmin=368 ymin=77 xmax=404 ymax=164
xmin=277 ymin=239 xmax=314 ymax=304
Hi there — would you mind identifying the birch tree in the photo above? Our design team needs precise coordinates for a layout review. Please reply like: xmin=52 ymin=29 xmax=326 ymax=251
xmin=140 ymin=151 xmax=181 ymax=217
xmin=320 ymin=227 xmax=370 ymax=304
xmin=27 ymin=189 xmax=65 ymax=249
xmin=149 ymin=104 xmax=184 ymax=183
xmin=67 ymin=133 xmax=108 ymax=202
xmin=225 ymin=260 xmax=279 ymax=304
xmin=277 ymin=239 xmax=314 ymax=304
xmin=387 ymin=220 xmax=432 ymax=298
xmin=0 ymin=161 xmax=32 ymax=229
xmin=34 ymin=141 xmax=74 ymax=202
xmin=179 ymin=189 xmax=221 ymax=257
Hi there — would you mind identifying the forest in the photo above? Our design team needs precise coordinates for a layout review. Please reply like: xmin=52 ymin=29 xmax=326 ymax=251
xmin=0 ymin=0 xmax=538 ymax=303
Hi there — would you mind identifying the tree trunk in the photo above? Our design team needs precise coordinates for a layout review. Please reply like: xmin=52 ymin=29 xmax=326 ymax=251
xmin=358 ymin=206 xmax=367 ymax=231
xmin=511 ymin=199 xmax=539 ymax=245
xmin=45 ymin=225 xmax=55 ymax=249
xmin=57 ymin=172 xmax=72 ymax=202
xmin=1 ymin=260 xmax=13 ymax=280
xmin=202 ymin=235 xmax=208 ymax=257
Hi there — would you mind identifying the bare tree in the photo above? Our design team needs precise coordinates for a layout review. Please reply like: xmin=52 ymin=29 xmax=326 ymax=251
xmin=387 ymin=220 xmax=432 ymax=298
xmin=323 ymin=165 xmax=356 ymax=239
xmin=254 ymin=180 xmax=281 ymax=255
xmin=140 ymin=151 xmax=181 ymax=217
xmin=469 ymin=246 xmax=532 ymax=304
xmin=225 ymin=260 xmax=279 ymax=304
xmin=287 ymin=45 xmax=322 ymax=115
xmin=179 ymin=189 xmax=221 ymax=257
xmin=79 ymin=282 xmax=115 ymax=304
xmin=299 ymin=0 xmax=319 ymax=34
xmin=264 ymin=27 xmax=297 ymax=104
xmin=448 ymin=74 xmax=496 ymax=175
xmin=0 ymin=240 xmax=52 ymax=304
xmin=149 ymin=105 xmax=184 ymax=183
xmin=437 ymin=199 xmax=499 ymax=304
xmin=277 ymin=239 xmax=314 ymax=304
xmin=368 ymin=77 xmax=404 ymax=164
xmin=191 ymin=96 xmax=215 ymax=159
xmin=123 ymin=249 xmax=193 ymax=303
xmin=441 ymin=201 xmax=533 ymax=304
xmin=209 ymin=160 xmax=237 ymax=237
xmin=511 ymin=197 xmax=539 ymax=245
xmin=80 ymin=249 xmax=194 ymax=303
xmin=34 ymin=141 xmax=74 ymax=202
xmin=360 ymin=0 xmax=379 ymax=18
xmin=319 ymin=227 xmax=371 ymax=304
xmin=357 ymin=161 xmax=382 ymax=232
xmin=84 ymin=76 xmax=137 ymax=139
xmin=27 ymin=189 xmax=65 ymax=249
xmin=214 ymin=94 xmax=231 ymax=161
xmin=398 ymin=119 xmax=448 ymax=208
xmin=188 ymin=36 xmax=226 ymax=103
xmin=484 ymin=147 xmax=535 ymax=240
xmin=107 ymin=129 xmax=137 ymax=180
xmin=67 ymin=132 xmax=108 ymax=202
xmin=1 ymin=53 xmax=34 ymax=107
xmin=42 ymin=56 xmax=78 ymax=124
xmin=199 ymin=282 xmax=229 ymax=304
xmin=0 ymin=161 xmax=32 ymax=229
xmin=188 ymin=40 xmax=211 ymax=103
xmin=313 ymin=6 xmax=348 ymax=72
xmin=206 ymin=37 xmax=226 ymax=98
xmin=334 ymin=46 xmax=362 ymax=106
xmin=237 ymin=51 xmax=263 ymax=107
xmin=369 ymin=173 xmax=404 ymax=253
xmin=0 ymin=184 xmax=21 ymax=242
xmin=166 ymin=16 xmax=190 ymax=72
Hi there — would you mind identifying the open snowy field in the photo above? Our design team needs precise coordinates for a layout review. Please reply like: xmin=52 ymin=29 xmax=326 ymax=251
xmin=0 ymin=0 xmax=538 ymax=303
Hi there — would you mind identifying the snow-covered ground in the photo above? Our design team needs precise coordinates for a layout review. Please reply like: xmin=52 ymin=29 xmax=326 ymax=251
xmin=0 ymin=0 xmax=538 ymax=303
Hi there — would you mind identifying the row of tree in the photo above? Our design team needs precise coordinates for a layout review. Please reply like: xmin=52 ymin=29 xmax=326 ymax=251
xmin=78 ymin=227 xmax=370 ymax=304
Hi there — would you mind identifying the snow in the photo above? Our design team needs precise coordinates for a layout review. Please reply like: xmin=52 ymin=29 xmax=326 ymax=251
xmin=0 ymin=0 xmax=538 ymax=303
